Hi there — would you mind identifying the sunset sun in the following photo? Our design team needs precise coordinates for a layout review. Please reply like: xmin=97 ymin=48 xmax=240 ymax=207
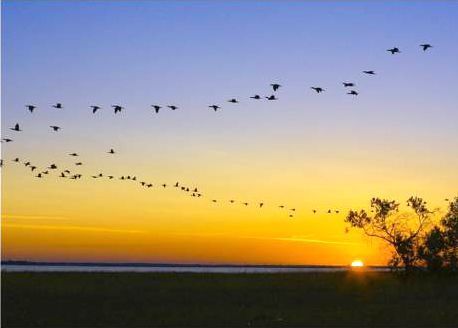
xmin=351 ymin=260 xmax=364 ymax=268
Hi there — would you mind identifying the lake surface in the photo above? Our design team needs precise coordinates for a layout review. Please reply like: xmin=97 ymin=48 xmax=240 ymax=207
xmin=1 ymin=264 xmax=389 ymax=273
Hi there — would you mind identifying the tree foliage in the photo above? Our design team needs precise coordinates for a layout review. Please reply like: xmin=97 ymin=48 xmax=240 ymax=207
xmin=346 ymin=196 xmax=458 ymax=273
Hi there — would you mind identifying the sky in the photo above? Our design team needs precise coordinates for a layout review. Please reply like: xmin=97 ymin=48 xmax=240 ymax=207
xmin=2 ymin=1 xmax=458 ymax=265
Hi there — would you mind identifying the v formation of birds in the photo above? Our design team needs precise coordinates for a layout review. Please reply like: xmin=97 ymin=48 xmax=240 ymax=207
xmin=2 ymin=44 xmax=435 ymax=218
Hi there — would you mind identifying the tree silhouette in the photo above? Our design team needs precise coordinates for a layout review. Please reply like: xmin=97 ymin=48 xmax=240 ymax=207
xmin=345 ymin=197 xmax=433 ymax=272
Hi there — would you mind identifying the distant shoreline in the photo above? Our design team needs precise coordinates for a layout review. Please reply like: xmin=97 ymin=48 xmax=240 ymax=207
xmin=1 ymin=260 xmax=388 ymax=270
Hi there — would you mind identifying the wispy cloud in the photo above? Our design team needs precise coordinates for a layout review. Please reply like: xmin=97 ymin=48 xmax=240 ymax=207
xmin=270 ymin=236 xmax=359 ymax=246
xmin=3 ymin=223 xmax=146 ymax=234
xmin=2 ymin=214 xmax=70 ymax=221
xmin=170 ymin=232 xmax=359 ymax=246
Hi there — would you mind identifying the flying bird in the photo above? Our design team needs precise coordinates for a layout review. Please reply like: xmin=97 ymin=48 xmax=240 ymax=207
xmin=342 ymin=82 xmax=355 ymax=87
xmin=167 ymin=105 xmax=178 ymax=110
xmin=108 ymin=149 xmax=115 ymax=154
xmin=259 ymin=203 xmax=264 ymax=208
xmin=174 ymin=182 xmax=179 ymax=187
xmin=152 ymin=105 xmax=161 ymax=113
xmin=26 ymin=105 xmax=36 ymax=113
xmin=50 ymin=126 xmax=61 ymax=132
xmin=347 ymin=90 xmax=359 ymax=96
xmin=90 ymin=106 xmax=101 ymax=114
xmin=265 ymin=95 xmax=277 ymax=100
xmin=387 ymin=47 xmax=401 ymax=54
xmin=10 ymin=123 xmax=21 ymax=132
xmin=75 ymin=162 xmax=83 ymax=166
xmin=13 ymin=158 xmax=20 ymax=162
xmin=209 ymin=105 xmax=220 ymax=112
xmin=271 ymin=83 xmax=281 ymax=92
xmin=2 ymin=138 xmax=13 ymax=143
xmin=48 ymin=164 xmax=57 ymax=169
xmin=363 ymin=70 xmax=376 ymax=75
xmin=52 ymin=103 xmax=63 ymax=109
xmin=112 ymin=105 xmax=123 ymax=114
xmin=69 ymin=153 xmax=78 ymax=157
xmin=311 ymin=87 xmax=324 ymax=93
xmin=250 ymin=95 xmax=261 ymax=100
xmin=420 ymin=44 xmax=432 ymax=51
xmin=227 ymin=98 xmax=238 ymax=103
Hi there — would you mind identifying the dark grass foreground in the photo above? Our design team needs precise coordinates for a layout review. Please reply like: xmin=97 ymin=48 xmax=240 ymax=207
xmin=2 ymin=272 xmax=458 ymax=327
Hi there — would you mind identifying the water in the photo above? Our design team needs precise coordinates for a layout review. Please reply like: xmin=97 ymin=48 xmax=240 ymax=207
xmin=1 ymin=264 xmax=389 ymax=273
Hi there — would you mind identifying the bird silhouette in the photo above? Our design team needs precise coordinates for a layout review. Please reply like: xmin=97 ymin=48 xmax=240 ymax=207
xmin=26 ymin=105 xmax=36 ymax=113
xmin=265 ymin=95 xmax=277 ymax=100
xmin=36 ymin=173 xmax=43 ymax=178
xmin=30 ymin=166 xmax=37 ymax=171
xmin=342 ymin=82 xmax=355 ymax=87
xmin=50 ymin=126 xmax=61 ymax=132
xmin=10 ymin=123 xmax=21 ymax=132
xmin=279 ymin=205 xmax=285 ymax=209
xmin=108 ymin=175 xmax=114 ymax=179
xmin=271 ymin=84 xmax=281 ymax=92
xmin=311 ymin=87 xmax=324 ymax=93
xmin=174 ymin=182 xmax=179 ymax=187
xmin=60 ymin=172 xmax=66 ymax=178
xmin=229 ymin=200 xmax=235 ymax=203
xmin=347 ymin=90 xmax=359 ymax=96
xmin=327 ymin=209 xmax=332 ymax=214
xmin=209 ymin=105 xmax=220 ymax=112
xmin=243 ymin=202 xmax=249 ymax=206
xmin=387 ymin=47 xmax=401 ymax=54
xmin=363 ymin=70 xmax=376 ymax=75
xmin=108 ymin=149 xmax=115 ymax=154
xmin=90 ymin=106 xmax=101 ymax=114
xmin=2 ymin=138 xmax=13 ymax=143
xmin=212 ymin=199 xmax=217 ymax=203
xmin=13 ymin=158 xmax=20 ymax=162
xmin=420 ymin=44 xmax=432 ymax=51
xmin=24 ymin=162 xmax=31 ymax=167
xmin=259 ymin=203 xmax=264 ymax=208
xmin=250 ymin=95 xmax=261 ymax=100
xmin=227 ymin=98 xmax=239 ymax=103
xmin=167 ymin=105 xmax=178 ymax=110
xmin=48 ymin=164 xmax=57 ymax=169
xmin=69 ymin=153 xmax=79 ymax=157
xmin=112 ymin=105 xmax=123 ymax=114
xmin=75 ymin=162 xmax=83 ymax=166
xmin=52 ymin=103 xmax=63 ymax=109
xmin=152 ymin=105 xmax=161 ymax=113
xmin=312 ymin=210 xmax=317 ymax=214
xmin=162 ymin=184 xmax=167 ymax=188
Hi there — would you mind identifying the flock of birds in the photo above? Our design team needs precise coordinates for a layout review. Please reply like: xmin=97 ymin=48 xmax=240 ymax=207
xmin=1 ymin=43 xmax=435 ymax=218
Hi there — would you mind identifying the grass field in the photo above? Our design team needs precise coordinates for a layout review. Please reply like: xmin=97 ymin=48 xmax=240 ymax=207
xmin=2 ymin=271 xmax=458 ymax=327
